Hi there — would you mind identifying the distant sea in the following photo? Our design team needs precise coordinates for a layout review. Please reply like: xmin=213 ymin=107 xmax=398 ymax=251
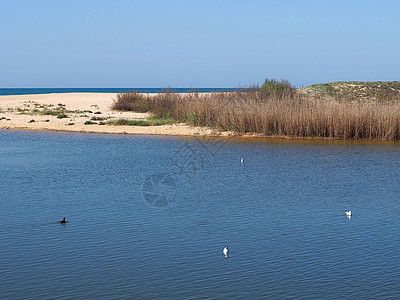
xmin=0 ymin=88 xmax=236 ymax=96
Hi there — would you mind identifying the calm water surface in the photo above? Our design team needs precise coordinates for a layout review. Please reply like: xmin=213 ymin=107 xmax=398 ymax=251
xmin=1 ymin=130 xmax=400 ymax=299
xmin=0 ymin=88 xmax=235 ymax=96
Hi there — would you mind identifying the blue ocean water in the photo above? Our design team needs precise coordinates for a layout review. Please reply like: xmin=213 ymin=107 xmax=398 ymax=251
xmin=1 ymin=130 xmax=400 ymax=298
xmin=0 ymin=88 xmax=236 ymax=96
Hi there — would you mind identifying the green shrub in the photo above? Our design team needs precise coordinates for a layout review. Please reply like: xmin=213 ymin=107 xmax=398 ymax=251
xmin=84 ymin=120 xmax=97 ymax=125
xmin=57 ymin=112 xmax=69 ymax=119
xmin=259 ymin=78 xmax=296 ymax=99
xmin=147 ymin=115 xmax=178 ymax=125
xmin=187 ymin=112 xmax=200 ymax=125
xmin=42 ymin=109 xmax=58 ymax=115
xmin=107 ymin=119 xmax=150 ymax=126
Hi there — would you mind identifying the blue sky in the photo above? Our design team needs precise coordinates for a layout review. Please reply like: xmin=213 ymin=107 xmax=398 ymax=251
xmin=1 ymin=0 xmax=399 ymax=88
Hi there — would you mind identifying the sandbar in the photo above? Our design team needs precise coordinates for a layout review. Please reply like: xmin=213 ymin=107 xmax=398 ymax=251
xmin=0 ymin=93 xmax=232 ymax=137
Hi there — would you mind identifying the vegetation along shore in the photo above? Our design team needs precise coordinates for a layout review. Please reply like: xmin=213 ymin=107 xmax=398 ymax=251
xmin=112 ymin=80 xmax=400 ymax=141
xmin=1 ymin=80 xmax=400 ymax=141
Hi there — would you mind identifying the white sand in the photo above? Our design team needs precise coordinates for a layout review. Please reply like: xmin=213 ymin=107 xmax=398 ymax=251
xmin=0 ymin=93 xmax=231 ymax=137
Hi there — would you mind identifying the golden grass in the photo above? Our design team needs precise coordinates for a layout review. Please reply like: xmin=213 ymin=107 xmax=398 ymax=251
xmin=112 ymin=90 xmax=400 ymax=140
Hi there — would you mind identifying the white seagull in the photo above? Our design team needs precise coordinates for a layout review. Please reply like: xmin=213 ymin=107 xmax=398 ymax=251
xmin=223 ymin=246 xmax=229 ymax=257
xmin=240 ymin=158 xmax=244 ymax=163
xmin=345 ymin=210 xmax=352 ymax=217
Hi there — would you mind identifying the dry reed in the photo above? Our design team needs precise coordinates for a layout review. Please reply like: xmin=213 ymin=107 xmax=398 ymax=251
xmin=112 ymin=90 xmax=400 ymax=140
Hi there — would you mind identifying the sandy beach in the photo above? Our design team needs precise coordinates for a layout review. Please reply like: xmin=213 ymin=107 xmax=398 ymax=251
xmin=0 ymin=93 xmax=232 ymax=137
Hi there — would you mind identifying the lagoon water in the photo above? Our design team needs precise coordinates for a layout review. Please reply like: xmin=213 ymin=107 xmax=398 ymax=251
xmin=1 ymin=130 xmax=400 ymax=299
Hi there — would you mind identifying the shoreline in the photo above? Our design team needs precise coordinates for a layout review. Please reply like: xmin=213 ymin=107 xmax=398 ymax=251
xmin=1 ymin=92 xmax=399 ymax=142
xmin=0 ymin=92 xmax=234 ymax=138
xmin=0 ymin=122 xmax=230 ymax=137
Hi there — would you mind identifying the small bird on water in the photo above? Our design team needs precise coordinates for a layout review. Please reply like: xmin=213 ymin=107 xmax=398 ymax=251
xmin=240 ymin=158 xmax=244 ymax=164
xmin=59 ymin=217 xmax=66 ymax=223
xmin=345 ymin=211 xmax=352 ymax=217
xmin=223 ymin=246 xmax=229 ymax=257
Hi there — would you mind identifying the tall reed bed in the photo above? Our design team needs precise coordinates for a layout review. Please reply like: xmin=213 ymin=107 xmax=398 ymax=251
xmin=112 ymin=90 xmax=400 ymax=140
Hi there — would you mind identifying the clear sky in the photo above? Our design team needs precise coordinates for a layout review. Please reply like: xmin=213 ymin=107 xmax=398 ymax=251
xmin=1 ymin=0 xmax=399 ymax=88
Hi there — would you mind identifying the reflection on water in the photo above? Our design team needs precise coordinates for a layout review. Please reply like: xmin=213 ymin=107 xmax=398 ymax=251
xmin=1 ymin=130 xmax=400 ymax=298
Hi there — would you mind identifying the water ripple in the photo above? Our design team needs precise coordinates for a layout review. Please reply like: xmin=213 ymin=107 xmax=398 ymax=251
xmin=1 ymin=131 xmax=400 ymax=298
